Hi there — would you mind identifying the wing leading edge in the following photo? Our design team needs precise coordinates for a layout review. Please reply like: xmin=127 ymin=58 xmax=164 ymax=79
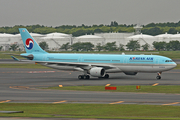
xmin=36 ymin=61 xmax=116 ymax=70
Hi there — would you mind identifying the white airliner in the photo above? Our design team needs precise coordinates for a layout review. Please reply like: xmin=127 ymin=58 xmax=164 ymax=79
xmin=12 ymin=28 xmax=177 ymax=80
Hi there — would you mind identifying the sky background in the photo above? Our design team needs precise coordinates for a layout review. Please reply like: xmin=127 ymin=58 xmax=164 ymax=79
xmin=0 ymin=0 xmax=180 ymax=27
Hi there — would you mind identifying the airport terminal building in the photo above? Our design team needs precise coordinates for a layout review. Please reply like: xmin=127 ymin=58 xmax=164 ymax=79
xmin=1 ymin=28 xmax=180 ymax=51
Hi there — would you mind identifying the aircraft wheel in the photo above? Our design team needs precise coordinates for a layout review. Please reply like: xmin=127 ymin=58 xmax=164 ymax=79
xmin=78 ymin=75 xmax=82 ymax=79
xmin=156 ymin=76 xmax=161 ymax=80
xmin=81 ymin=75 xmax=84 ymax=79
xmin=86 ymin=75 xmax=90 ymax=79
xmin=78 ymin=75 xmax=90 ymax=79
xmin=104 ymin=74 xmax=109 ymax=78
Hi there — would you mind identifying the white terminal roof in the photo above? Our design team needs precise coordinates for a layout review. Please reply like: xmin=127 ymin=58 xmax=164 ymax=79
xmin=76 ymin=35 xmax=103 ymax=39
xmin=41 ymin=36 xmax=66 ymax=40
xmin=46 ymin=32 xmax=70 ymax=37
xmin=30 ymin=33 xmax=44 ymax=37
xmin=0 ymin=33 xmax=15 ymax=37
xmin=127 ymin=33 xmax=154 ymax=39
xmin=155 ymin=32 xmax=172 ymax=38
xmin=171 ymin=33 xmax=180 ymax=38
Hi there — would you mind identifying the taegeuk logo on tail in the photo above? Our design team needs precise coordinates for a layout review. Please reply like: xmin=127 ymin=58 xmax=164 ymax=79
xmin=26 ymin=38 xmax=34 ymax=50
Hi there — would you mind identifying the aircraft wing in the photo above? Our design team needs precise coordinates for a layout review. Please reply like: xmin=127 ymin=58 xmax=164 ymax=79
xmin=36 ymin=61 xmax=116 ymax=70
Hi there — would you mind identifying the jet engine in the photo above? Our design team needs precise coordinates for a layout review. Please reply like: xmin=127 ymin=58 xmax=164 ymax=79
xmin=89 ymin=67 xmax=105 ymax=77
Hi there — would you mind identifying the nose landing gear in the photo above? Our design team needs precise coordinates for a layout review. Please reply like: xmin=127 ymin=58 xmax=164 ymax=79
xmin=156 ymin=72 xmax=162 ymax=80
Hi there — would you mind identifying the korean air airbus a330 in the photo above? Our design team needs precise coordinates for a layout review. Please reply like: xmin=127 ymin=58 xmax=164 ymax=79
xmin=13 ymin=28 xmax=177 ymax=80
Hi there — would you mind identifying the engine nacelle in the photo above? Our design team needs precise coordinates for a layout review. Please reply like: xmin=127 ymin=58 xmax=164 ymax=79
xmin=124 ymin=72 xmax=137 ymax=75
xmin=89 ymin=67 xmax=105 ymax=77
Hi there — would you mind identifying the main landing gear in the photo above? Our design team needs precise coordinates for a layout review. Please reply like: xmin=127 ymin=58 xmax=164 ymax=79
xmin=78 ymin=75 xmax=90 ymax=79
xmin=78 ymin=74 xmax=109 ymax=79
xmin=156 ymin=72 xmax=162 ymax=80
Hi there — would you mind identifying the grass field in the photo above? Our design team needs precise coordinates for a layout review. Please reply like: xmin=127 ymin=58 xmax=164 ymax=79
xmin=45 ymin=85 xmax=180 ymax=94
xmin=0 ymin=103 xmax=180 ymax=119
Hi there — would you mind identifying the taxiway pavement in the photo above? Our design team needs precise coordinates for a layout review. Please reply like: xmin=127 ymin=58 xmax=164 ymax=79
xmin=0 ymin=68 xmax=180 ymax=106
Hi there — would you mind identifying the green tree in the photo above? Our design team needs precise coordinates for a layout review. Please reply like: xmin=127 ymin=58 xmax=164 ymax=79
xmin=71 ymin=42 xmax=94 ymax=51
xmin=152 ymin=41 xmax=167 ymax=51
xmin=167 ymin=40 xmax=180 ymax=51
xmin=142 ymin=27 xmax=163 ymax=36
xmin=39 ymin=41 xmax=49 ymax=50
xmin=126 ymin=40 xmax=140 ymax=51
xmin=71 ymin=42 xmax=82 ymax=51
xmin=145 ymin=23 xmax=156 ymax=27
xmin=60 ymin=42 xmax=70 ymax=51
xmin=9 ymin=44 xmax=19 ymax=51
xmin=81 ymin=42 xmax=94 ymax=51
xmin=104 ymin=42 xmax=117 ymax=51
xmin=0 ymin=46 xmax=2 ymax=51
xmin=72 ymin=30 xmax=86 ymax=36
xmin=168 ymin=28 xmax=177 ymax=34
xmin=110 ymin=21 xmax=118 ymax=27
xmin=119 ymin=44 xmax=125 ymax=51
xmin=94 ymin=29 xmax=103 ymax=33
xmin=96 ymin=43 xmax=104 ymax=51
xmin=141 ymin=43 xmax=149 ymax=51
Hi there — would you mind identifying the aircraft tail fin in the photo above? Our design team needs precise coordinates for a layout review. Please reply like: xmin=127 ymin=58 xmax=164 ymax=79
xmin=19 ymin=28 xmax=47 ymax=53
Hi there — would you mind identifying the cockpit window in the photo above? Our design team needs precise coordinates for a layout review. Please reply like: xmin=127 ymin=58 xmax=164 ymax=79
xmin=165 ymin=60 xmax=173 ymax=62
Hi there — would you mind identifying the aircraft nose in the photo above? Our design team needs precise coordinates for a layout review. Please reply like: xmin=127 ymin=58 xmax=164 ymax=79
xmin=172 ymin=62 xmax=177 ymax=68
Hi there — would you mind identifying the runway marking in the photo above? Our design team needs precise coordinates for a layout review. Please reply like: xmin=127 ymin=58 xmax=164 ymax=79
xmin=105 ymin=84 xmax=111 ymax=86
xmin=0 ymin=100 xmax=11 ymax=103
xmin=109 ymin=101 xmax=124 ymax=104
xmin=152 ymin=83 xmax=159 ymax=86
xmin=0 ymin=70 xmax=72 ymax=74
xmin=53 ymin=100 xmax=67 ymax=104
xmin=28 ymin=71 xmax=56 ymax=73
xmin=9 ymin=86 xmax=29 ymax=89
xmin=162 ymin=102 xmax=180 ymax=105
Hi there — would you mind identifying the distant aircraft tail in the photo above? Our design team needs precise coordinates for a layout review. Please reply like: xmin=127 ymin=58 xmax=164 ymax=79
xmin=19 ymin=28 xmax=47 ymax=53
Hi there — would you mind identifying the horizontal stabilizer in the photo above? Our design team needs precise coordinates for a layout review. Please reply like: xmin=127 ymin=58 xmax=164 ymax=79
xmin=11 ymin=56 xmax=20 ymax=61
xmin=11 ymin=56 xmax=33 ymax=62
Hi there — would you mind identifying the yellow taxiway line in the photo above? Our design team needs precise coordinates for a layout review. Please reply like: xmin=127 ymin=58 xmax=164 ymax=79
xmin=109 ymin=101 xmax=124 ymax=104
xmin=105 ymin=84 xmax=111 ymax=86
xmin=53 ymin=100 xmax=67 ymax=104
xmin=0 ymin=100 xmax=11 ymax=103
xmin=162 ymin=102 xmax=180 ymax=105
xmin=152 ymin=83 xmax=159 ymax=86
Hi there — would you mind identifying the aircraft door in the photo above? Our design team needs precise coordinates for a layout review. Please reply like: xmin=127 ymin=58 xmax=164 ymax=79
xmin=123 ymin=57 xmax=129 ymax=64
xmin=78 ymin=57 xmax=83 ymax=63
xmin=155 ymin=58 xmax=160 ymax=64
xmin=43 ymin=55 xmax=47 ymax=61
